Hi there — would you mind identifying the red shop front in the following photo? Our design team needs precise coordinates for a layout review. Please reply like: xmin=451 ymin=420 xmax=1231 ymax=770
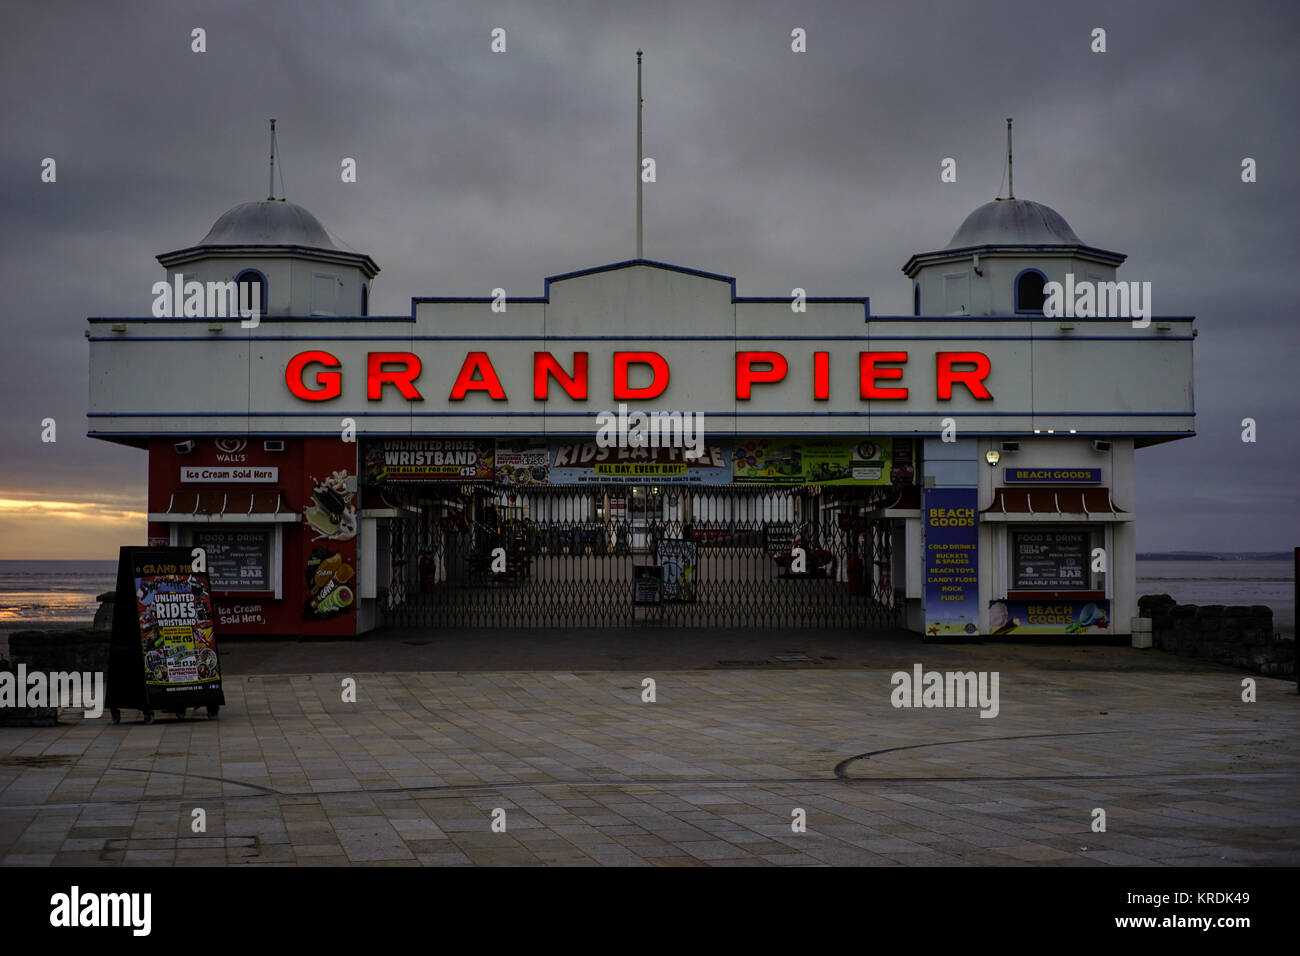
xmin=145 ymin=437 xmax=361 ymax=637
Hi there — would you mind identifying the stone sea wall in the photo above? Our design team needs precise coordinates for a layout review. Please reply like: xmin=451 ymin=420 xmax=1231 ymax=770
xmin=0 ymin=628 xmax=111 ymax=726
xmin=1138 ymin=593 xmax=1294 ymax=678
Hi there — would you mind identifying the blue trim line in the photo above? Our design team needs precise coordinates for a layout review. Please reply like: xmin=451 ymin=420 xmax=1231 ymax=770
xmin=413 ymin=297 xmax=549 ymax=303
xmin=88 ymin=313 xmax=1194 ymax=326
xmin=89 ymin=409 xmax=1196 ymax=419
xmin=88 ymin=315 xmax=413 ymax=324
xmin=407 ymin=260 xmax=869 ymax=315
xmin=87 ymin=334 xmax=1196 ymax=344
xmin=90 ymin=430 xmax=1196 ymax=439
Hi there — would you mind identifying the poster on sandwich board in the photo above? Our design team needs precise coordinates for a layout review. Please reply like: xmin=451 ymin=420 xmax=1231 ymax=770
xmin=106 ymin=547 xmax=225 ymax=717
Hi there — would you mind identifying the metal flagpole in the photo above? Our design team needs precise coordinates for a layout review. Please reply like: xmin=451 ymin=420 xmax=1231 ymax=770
xmin=268 ymin=119 xmax=277 ymax=200
xmin=1006 ymin=117 xmax=1013 ymax=200
xmin=636 ymin=51 xmax=643 ymax=259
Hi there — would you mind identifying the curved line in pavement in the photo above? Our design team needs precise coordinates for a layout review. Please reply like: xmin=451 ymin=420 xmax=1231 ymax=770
xmin=834 ymin=730 xmax=1129 ymax=779
xmin=107 ymin=765 xmax=282 ymax=795
xmin=11 ymin=764 xmax=1291 ymax=815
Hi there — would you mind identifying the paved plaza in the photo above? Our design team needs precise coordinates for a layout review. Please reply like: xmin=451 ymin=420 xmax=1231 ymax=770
xmin=1 ymin=630 xmax=1297 ymax=866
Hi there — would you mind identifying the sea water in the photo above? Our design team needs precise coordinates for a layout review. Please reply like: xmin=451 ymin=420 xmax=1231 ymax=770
xmin=0 ymin=560 xmax=118 ymax=627
xmin=1137 ymin=559 xmax=1294 ymax=638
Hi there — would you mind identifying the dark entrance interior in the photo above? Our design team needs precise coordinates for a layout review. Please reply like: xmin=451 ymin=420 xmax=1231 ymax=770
xmin=378 ymin=484 xmax=901 ymax=629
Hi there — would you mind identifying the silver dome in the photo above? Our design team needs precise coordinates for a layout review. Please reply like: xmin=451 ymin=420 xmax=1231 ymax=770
xmin=946 ymin=198 xmax=1082 ymax=249
xmin=198 ymin=199 xmax=338 ymax=248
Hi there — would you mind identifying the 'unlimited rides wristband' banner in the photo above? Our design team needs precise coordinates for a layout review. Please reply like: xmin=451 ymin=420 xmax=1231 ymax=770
xmin=923 ymin=488 xmax=979 ymax=637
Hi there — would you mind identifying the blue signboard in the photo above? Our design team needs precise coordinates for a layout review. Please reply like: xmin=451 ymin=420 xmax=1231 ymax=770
xmin=1004 ymin=467 xmax=1101 ymax=484
xmin=543 ymin=440 xmax=733 ymax=485
xmin=923 ymin=487 xmax=980 ymax=637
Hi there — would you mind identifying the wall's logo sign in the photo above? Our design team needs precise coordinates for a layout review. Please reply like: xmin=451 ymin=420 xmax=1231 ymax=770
xmin=211 ymin=437 xmax=249 ymax=464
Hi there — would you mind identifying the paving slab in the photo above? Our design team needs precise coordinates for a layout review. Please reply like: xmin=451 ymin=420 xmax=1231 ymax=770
xmin=1 ymin=633 xmax=1297 ymax=866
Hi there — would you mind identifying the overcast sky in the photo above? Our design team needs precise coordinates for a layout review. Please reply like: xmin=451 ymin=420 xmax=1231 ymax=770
xmin=1 ymin=0 xmax=1297 ymax=558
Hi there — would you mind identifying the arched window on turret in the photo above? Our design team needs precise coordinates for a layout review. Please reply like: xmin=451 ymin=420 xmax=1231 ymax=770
xmin=361 ymin=283 xmax=369 ymax=317
xmin=1014 ymin=269 xmax=1046 ymax=314
xmin=913 ymin=283 xmax=920 ymax=316
xmin=236 ymin=269 xmax=268 ymax=316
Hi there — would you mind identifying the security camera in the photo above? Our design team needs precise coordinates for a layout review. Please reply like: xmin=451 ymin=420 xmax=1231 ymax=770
xmin=1092 ymin=439 xmax=1112 ymax=452
xmin=175 ymin=440 xmax=195 ymax=454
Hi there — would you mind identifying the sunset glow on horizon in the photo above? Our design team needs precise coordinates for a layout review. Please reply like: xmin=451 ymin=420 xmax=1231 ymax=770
xmin=0 ymin=492 xmax=147 ymax=559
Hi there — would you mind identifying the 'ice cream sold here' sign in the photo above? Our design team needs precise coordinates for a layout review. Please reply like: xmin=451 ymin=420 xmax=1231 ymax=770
xmin=181 ymin=467 xmax=279 ymax=483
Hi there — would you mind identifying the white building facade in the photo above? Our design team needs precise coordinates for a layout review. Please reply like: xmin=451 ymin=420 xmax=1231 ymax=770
xmin=87 ymin=194 xmax=1194 ymax=639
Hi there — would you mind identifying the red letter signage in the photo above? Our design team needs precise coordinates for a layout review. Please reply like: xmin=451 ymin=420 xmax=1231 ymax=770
xmin=367 ymin=352 xmax=423 ymax=401
xmin=936 ymin=351 xmax=993 ymax=400
xmin=286 ymin=350 xmax=342 ymax=401
xmin=449 ymin=352 xmax=508 ymax=401
xmin=735 ymin=351 xmax=788 ymax=399
xmin=613 ymin=352 xmax=669 ymax=400
xmin=813 ymin=352 xmax=830 ymax=401
xmin=860 ymin=351 xmax=909 ymax=400
xmin=534 ymin=352 xmax=588 ymax=400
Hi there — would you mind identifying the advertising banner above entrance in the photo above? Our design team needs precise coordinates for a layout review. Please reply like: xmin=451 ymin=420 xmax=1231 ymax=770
xmin=731 ymin=437 xmax=913 ymax=486
xmin=363 ymin=439 xmax=495 ymax=483
xmin=546 ymin=441 xmax=732 ymax=486
xmin=362 ymin=438 xmax=915 ymax=486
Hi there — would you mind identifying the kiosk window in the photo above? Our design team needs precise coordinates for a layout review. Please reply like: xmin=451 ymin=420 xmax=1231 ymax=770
xmin=193 ymin=528 xmax=273 ymax=591
xmin=1011 ymin=529 xmax=1097 ymax=590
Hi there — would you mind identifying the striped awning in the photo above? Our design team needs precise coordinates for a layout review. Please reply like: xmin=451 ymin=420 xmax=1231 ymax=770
xmin=150 ymin=489 xmax=297 ymax=523
xmin=981 ymin=487 xmax=1130 ymax=521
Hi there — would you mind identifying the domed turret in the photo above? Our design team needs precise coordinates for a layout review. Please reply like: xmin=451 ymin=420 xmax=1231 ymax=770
xmin=902 ymin=197 xmax=1124 ymax=317
xmin=157 ymin=197 xmax=378 ymax=318
xmin=198 ymin=199 xmax=339 ymax=249
xmin=946 ymin=198 xmax=1082 ymax=250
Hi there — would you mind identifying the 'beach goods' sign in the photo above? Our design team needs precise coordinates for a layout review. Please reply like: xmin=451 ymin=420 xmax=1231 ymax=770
xmin=1004 ymin=467 xmax=1101 ymax=484
xmin=923 ymin=488 xmax=980 ymax=637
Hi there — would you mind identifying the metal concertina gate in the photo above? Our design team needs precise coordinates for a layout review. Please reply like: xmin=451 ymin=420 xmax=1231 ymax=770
xmin=380 ymin=483 xmax=902 ymax=629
